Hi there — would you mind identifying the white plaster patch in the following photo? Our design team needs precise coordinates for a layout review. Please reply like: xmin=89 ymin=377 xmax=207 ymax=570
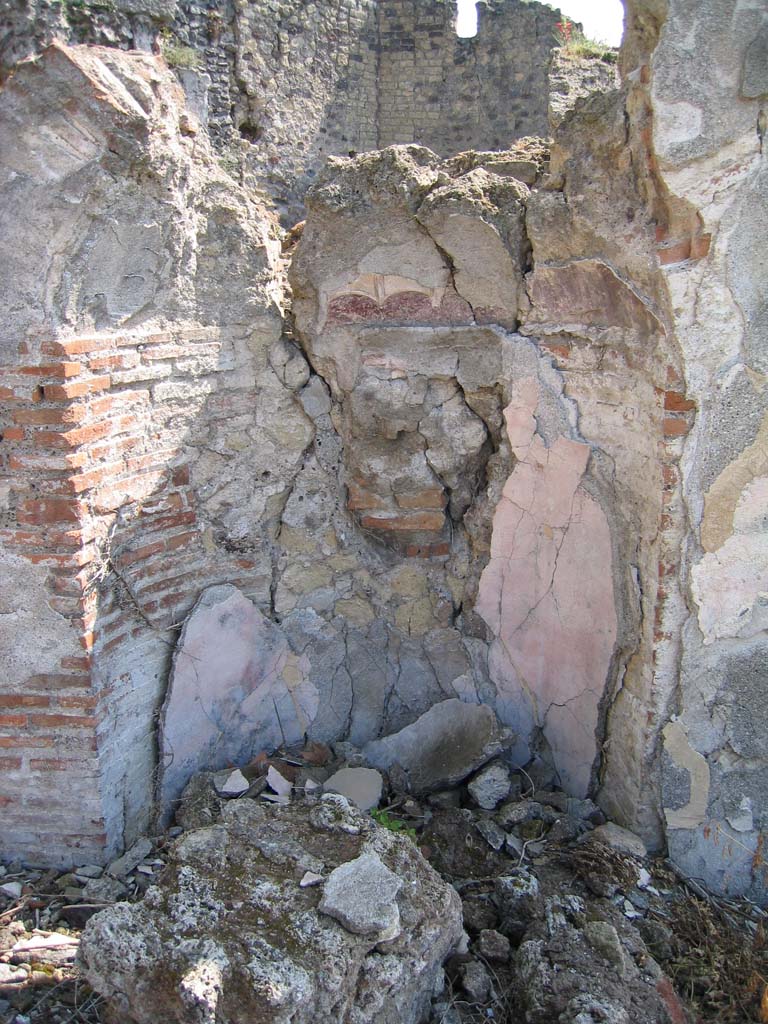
xmin=476 ymin=377 xmax=617 ymax=796
xmin=692 ymin=475 xmax=768 ymax=643
xmin=662 ymin=720 xmax=710 ymax=830
xmin=0 ymin=546 xmax=82 ymax=686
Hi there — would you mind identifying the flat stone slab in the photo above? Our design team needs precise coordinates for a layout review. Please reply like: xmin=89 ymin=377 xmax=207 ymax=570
xmin=158 ymin=585 xmax=319 ymax=815
xmin=591 ymin=822 xmax=648 ymax=860
xmin=323 ymin=767 xmax=383 ymax=810
xmin=363 ymin=699 xmax=511 ymax=795
xmin=319 ymin=852 xmax=403 ymax=940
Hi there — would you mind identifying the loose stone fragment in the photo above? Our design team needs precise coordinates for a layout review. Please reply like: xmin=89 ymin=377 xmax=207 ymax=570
xmin=468 ymin=761 xmax=512 ymax=809
xmin=475 ymin=818 xmax=506 ymax=851
xmin=107 ymin=838 xmax=153 ymax=879
xmin=299 ymin=871 xmax=323 ymax=888
xmin=83 ymin=876 xmax=128 ymax=903
xmin=591 ymin=823 xmax=647 ymax=859
xmin=363 ymin=699 xmax=511 ymax=794
xmin=323 ymin=767 xmax=383 ymax=810
xmin=459 ymin=960 xmax=493 ymax=1002
xmin=319 ymin=852 xmax=403 ymax=940
xmin=267 ymin=765 xmax=294 ymax=798
xmin=477 ymin=928 xmax=511 ymax=962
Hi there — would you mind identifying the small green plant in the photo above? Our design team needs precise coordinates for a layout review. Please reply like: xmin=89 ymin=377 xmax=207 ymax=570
xmin=160 ymin=29 xmax=203 ymax=71
xmin=371 ymin=808 xmax=417 ymax=840
xmin=554 ymin=16 xmax=617 ymax=62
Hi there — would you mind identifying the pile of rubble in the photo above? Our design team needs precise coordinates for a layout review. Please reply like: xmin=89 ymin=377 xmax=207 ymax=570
xmin=2 ymin=701 xmax=766 ymax=1023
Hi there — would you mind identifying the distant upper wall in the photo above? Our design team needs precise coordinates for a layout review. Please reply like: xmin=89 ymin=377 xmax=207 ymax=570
xmin=377 ymin=0 xmax=561 ymax=153
xmin=1 ymin=0 xmax=565 ymax=219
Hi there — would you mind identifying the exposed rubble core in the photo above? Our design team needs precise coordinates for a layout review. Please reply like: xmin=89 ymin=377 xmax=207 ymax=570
xmin=0 ymin=0 xmax=766 ymax=924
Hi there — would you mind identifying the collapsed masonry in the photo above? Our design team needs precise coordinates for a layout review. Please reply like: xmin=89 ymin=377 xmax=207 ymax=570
xmin=0 ymin=0 xmax=766 ymax=904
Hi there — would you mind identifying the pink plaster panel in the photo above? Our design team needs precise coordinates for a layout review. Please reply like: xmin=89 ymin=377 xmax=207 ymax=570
xmin=477 ymin=379 xmax=617 ymax=796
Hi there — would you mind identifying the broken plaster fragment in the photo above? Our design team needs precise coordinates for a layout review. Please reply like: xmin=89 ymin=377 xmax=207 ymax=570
xmin=213 ymin=769 xmax=250 ymax=797
xmin=662 ymin=721 xmax=710 ymax=830
xmin=267 ymin=765 xmax=293 ymax=798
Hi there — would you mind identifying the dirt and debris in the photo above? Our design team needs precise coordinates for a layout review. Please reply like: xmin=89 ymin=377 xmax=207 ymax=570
xmin=2 ymin=740 xmax=766 ymax=1024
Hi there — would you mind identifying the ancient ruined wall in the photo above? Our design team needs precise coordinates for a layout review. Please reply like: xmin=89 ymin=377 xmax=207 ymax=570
xmin=376 ymin=0 xmax=559 ymax=153
xmin=1 ymin=0 xmax=568 ymax=221
xmin=0 ymin=43 xmax=287 ymax=864
xmin=622 ymin=0 xmax=768 ymax=900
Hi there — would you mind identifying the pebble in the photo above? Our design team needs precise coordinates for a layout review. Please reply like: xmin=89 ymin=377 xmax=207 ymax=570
xmin=0 ymin=882 xmax=23 ymax=899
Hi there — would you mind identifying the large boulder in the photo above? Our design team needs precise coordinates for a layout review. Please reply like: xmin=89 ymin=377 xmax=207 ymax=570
xmin=79 ymin=792 xmax=463 ymax=1024
xmin=363 ymin=698 xmax=512 ymax=795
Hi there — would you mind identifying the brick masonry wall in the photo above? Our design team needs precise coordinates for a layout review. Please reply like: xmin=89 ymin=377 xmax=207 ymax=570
xmin=0 ymin=323 xmax=289 ymax=866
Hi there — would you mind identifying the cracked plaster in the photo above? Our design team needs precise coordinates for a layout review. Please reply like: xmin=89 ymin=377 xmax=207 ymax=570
xmin=476 ymin=376 xmax=617 ymax=796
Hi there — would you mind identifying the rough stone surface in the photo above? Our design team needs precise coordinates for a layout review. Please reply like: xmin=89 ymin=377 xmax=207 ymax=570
xmin=363 ymin=700 xmax=511 ymax=795
xmin=318 ymin=851 xmax=402 ymax=940
xmin=79 ymin=793 xmax=463 ymax=1024
xmin=467 ymin=762 xmax=512 ymax=811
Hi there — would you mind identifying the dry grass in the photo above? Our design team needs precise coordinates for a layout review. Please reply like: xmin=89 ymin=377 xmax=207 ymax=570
xmin=666 ymin=894 xmax=768 ymax=1024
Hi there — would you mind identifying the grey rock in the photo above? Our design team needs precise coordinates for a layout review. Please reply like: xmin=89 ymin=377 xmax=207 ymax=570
xmin=505 ymin=833 xmax=524 ymax=858
xmin=459 ymin=959 xmax=493 ymax=1002
xmin=496 ymin=799 xmax=543 ymax=828
xmin=742 ymin=24 xmax=768 ymax=98
xmin=583 ymin=921 xmax=626 ymax=975
xmin=430 ymin=1003 xmax=461 ymax=1024
xmin=81 ymin=793 xmax=463 ymax=1024
xmin=590 ymin=823 xmax=647 ymax=860
xmin=299 ymin=376 xmax=332 ymax=419
xmin=73 ymin=864 xmax=103 ymax=880
xmin=363 ymin=699 xmax=511 ymax=795
xmin=107 ymin=838 xmax=153 ymax=879
xmin=427 ymin=790 xmax=462 ymax=809
xmin=319 ymin=852 xmax=403 ymax=940
xmin=83 ymin=876 xmax=128 ymax=903
xmin=638 ymin=919 xmax=675 ymax=963
xmin=468 ymin=762 xmax=512 ymax=810
xmin=495 ymin=871 xmax=542 ymax=939
xmin=565 ymin=797 xmax=603 ymax=822
xmin=475 ymin=818 xmax=506 ymax=852
xmin=476 ymin=928 xmax=511 ymax=962
xmin=323 ymin=767 xmax=383 ymax=811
